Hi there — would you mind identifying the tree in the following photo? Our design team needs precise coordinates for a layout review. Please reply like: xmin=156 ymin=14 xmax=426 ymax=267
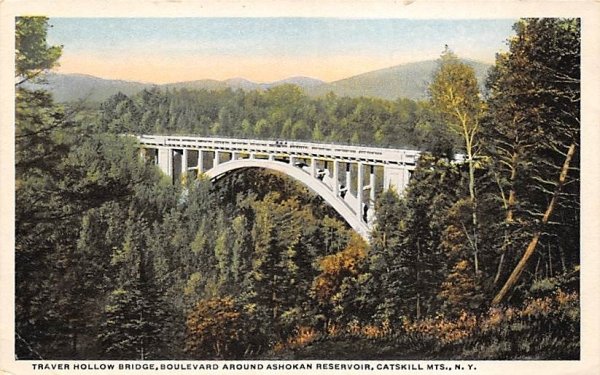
xmin=99 ymin=280 xmax=167 ymax=359
xmin=414 ymin=102 xmax=462 ymax=158
xmin=243 ymin=193 xmax=307 ymax=338
xmin=438 ymin=260 xmax=484 ymax=316
xmin=484 ymin=19 xmax=580 ymax=305
xmin=429 ymin=46 xmax=486 ymax=274
xmin=15 ymin=17 xmax=187 ymax=358
xmin=370 ymin=190 xmax=405 ymax=253
xmin=186 ymin=296 xmax=263 ymax=359
xmin=15 ymin=17 xmax=62 ymax=85
xmin=390 ymin=155 xmax=462 ymax=320
xmin=15 ymin=17 xmax=75 ymax=359
xmin=311 ymin=233 xmax=368 ymax=326
xmin=311 ymin=122 xmax=325 ymax=142
xmin=363 ymin=190 xmax=405 ymax=322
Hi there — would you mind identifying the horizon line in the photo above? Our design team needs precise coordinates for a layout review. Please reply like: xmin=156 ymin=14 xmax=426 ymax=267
xmin=52 ymin=57 xmax=492 ymax=86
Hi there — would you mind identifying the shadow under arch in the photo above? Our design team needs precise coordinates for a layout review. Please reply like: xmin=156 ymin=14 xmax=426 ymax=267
xmin=204 ymin=159 xmax=370 ymax=240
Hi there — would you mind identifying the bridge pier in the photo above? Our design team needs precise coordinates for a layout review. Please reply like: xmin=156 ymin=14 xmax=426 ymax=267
xmin=182 ymin=149 xmax=188 ymax=174
xmin=369 ymin=165 xmax=376 ymax=204
xmin=333 ymin=160 xmax=340 ymax=196
xmin=345 ymin=163 xmax=351 ymax=194
xmin=383 ymin=164 xmax=409 ymax=192
xmin=357 ymin=162 xmax=364 ymax=222
xmin=158 ymin=148 xmax=173 ymax=178
xmin=198 ymin=150 xmax=204 ymax=173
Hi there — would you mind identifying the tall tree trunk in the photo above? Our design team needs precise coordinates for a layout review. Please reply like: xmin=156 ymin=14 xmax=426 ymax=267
xmin=468 ymin=157 xmax=479 ymax=273
xmin=494 ymin=151 xmax=519 ymax=285
xmin=492 ymin=143 xmax=576 ymax=305
xmin=466 ymin=142 xmax=479 ymax=275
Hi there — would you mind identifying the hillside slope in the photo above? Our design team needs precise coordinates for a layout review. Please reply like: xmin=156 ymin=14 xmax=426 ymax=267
xmin=30 ymin=60 xmax=491 ymax=103
xmin=309 ymin=59 xmax=490 ymax=100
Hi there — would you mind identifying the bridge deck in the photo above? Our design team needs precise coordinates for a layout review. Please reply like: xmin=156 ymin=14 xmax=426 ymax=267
xmin=137 ymin=134 xmax=419 ymax=166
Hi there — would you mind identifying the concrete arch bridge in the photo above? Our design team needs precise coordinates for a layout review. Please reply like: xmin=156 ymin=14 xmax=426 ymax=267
xmin=137 ymin=135 xmax=420 ymax=240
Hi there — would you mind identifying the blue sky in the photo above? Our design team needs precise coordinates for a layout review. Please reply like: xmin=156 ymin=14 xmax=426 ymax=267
xmin=47 ymin=18 xmax=517 ymax=83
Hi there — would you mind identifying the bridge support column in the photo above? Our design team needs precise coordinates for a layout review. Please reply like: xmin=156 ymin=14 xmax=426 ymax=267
xmin=357 ymin=162 xmax=364 ymax=222
xmin=346 ymin=163 xmax=351 ymax=193
xmin=289 ymin=155 xmax=295 ymax=165
xmin=268 ymin=153 xmax=274 ymax=161
xmin=198 ymin=150 xmax=204 ymax=173
xmin=182 ymin=149 xmax=188 ymax=174
xmin=311 ymin=158 xmax=317 ymax=177
xmin=158 ymin=148 xmax=173 ymax=178
xmin=384 ymin=165 xmax=407 ymax=192
xmin=232 ymin=151 xmax=239 ymax=161
xmin=333 ymin=160 xmax=340 ymax=196
xmin=369 ymin=165 xmax=376 ymax=205
xmin=214 ymin=151 xmax=220 ymax=167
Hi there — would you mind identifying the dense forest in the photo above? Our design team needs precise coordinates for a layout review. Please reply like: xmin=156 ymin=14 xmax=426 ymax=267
xmin=15 ymin=17 xmax=580 ymax=360
xmin=97 ymin=80 xmax=457 ymax=155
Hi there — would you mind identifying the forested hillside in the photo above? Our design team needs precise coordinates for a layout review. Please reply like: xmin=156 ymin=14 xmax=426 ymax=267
xmin=28 ymin=59 xmax=489 ymax=103
xmin=307 ymin=59 xmax=490 ymax=100
xmin=97 ymin=84 xmax=459 ymax=155
xmin=15 ymin=17 xmax=580 ymax=360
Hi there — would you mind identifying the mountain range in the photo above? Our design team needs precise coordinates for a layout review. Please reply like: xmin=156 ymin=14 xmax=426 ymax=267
xmin=29 ymin=60 xmax=491 ymax=103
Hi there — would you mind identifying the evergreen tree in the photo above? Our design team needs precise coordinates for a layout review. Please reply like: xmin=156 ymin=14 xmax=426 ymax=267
xmin=484 ymin=19 xmax=580 ymax=304
xmin=99 ymin=279 xmax=167 ymax=359
xmin=15 ymin=16 xmax=62 ymax=85
xmin=390 ymin=155 xmax=461 ymax=320
xmin=368 ymin=190 xmax=405 ymax=322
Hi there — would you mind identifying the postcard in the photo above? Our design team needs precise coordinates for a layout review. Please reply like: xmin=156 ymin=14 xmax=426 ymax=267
xmin=1 ymin=1 xmax=599 ymax=374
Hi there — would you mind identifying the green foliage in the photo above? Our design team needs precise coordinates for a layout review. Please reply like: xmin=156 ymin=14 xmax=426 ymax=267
xmin=15 ymin=20 xmax=97 ymax=357
xmin=483 ymin=18 xmax=580 ymax=302
xmin=99 ymin=277 xmax=168 ymax=359
xmin=15 ymin=16 xmax=580 ymax=361
xmin=382 ymin=155 xmax=462 ymax=322
xmin=429 ymin=47 xmax=484 ymax=138
xmin=15 ymin=17 xmax=62 ymax=85
xmin=97 ymin=84 xmax=449 ymax=152
xmin=429 ymin=46 xmax=486 ymax=275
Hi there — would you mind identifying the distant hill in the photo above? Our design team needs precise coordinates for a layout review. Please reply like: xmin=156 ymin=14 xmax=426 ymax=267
xmin=263 ymin=76 xmax=325 ymax=90
xmin=28 ymin=60 xmax=491 ymax=103
xmin=308 ymin=59 xmax=491 ymax=101
xmin=165 ymin=79 xmax=227 ymax=91
xmin=24 ymin=73 xmax=156 ymax=103
xmin=27 ymin=74 xmax=328 ymax=103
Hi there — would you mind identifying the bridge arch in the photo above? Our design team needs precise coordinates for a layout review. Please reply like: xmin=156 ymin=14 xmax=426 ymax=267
xmin=204 ymin=159 xmax=370 ymax=240
xmin=137 ymin=134 xmax=421 ymax=242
